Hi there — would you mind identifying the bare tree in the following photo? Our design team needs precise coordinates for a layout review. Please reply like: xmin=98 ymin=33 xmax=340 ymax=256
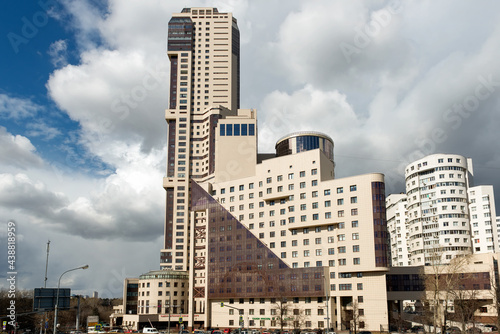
xmin=451 ymin=286 xmax=481 ymax=333
xmin=422 ymin=246 xmax=471 ymax=334
xmin=341 ymin=298 xmax=363 ymax=334
xmin=271 ymin=297 xmax=290 ymax=333
xmin=489 ymin=264 xmax=500 ymax=332
xmin=290 ymin=307 xmax=307 ymax=332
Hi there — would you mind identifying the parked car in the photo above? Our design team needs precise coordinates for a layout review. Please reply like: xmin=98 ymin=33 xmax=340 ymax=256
xmin=466 ymin=328 xmax=482 ymax=334
xmin=483 ymin=325 xmax=498 ymax=332
xmin=358 ymin=331 xmax=372 ymax=334
xmin=446 ymin=327 xmax=462 ymax=334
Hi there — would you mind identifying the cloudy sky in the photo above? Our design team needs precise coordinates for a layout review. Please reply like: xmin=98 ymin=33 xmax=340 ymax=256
xmin=1 ymin=0 xmax=499 ymax=298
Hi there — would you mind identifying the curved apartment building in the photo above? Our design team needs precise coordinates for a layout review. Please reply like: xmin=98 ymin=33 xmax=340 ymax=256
xmin=405 ymin=154 xmax=472 ymax=265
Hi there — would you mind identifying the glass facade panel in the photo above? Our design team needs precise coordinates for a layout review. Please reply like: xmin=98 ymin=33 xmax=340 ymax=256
xmin=372 ymin=182 xmax=389 ymax=267
xmin=191 ymin=181 xmax=325 ymax=298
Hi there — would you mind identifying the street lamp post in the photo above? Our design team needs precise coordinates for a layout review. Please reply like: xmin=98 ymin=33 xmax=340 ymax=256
xmin=167 ymin=295 xmax=171 ymax=334
xmin=53 ymin=265 xmax=89 ymax=334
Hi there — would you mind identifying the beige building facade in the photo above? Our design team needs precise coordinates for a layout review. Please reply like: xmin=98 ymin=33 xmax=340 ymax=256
xmin=115 ymin=7 xmax=394 ymax=332
xmin=111 ymin=8 xmax=500 ymax=332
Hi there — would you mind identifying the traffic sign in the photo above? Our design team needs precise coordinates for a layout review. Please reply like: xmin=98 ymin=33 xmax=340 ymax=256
xmin=179 ymin=317 xmax=183 ymax=324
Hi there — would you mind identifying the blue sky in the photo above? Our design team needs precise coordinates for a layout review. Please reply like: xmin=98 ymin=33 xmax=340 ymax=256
xmin=1 ymin=0 xmax=500 ymax=297
xmin=1 ymin=1 xmax=110 ymax=175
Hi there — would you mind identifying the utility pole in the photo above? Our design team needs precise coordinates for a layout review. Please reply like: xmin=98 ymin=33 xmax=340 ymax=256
xmin=76 ymin=296 xmax=81 ymax=333
xmin=41 ymin=240 xmax=50 ymax=334
xmin=45 ymin=241 xmax=50 ymax=288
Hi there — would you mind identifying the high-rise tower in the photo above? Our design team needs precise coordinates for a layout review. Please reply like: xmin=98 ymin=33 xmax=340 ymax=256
xmin=161 ymin=7 xmax=249 ymax=270
xmin=404 ymin=154 xmax=473 ymax=265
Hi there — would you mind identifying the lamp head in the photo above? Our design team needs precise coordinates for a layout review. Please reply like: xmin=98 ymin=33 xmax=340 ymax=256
xmin=81 ymin=265 xmax=89 ymax=270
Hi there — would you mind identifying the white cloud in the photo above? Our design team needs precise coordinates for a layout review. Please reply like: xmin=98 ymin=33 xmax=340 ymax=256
xmin=26 ymin=122 xmax=62 ymax=140
xmin=0 ymin=163 xmax=164 ymax=241
xmin=48 ymin=39 xmax=68 ymax=67
xmin=258 ymin=85 xmax=359 ymax=152
xmin=0 ymin=127 xmax=44 ymax=168
xmin=0 ymin=94 xmax=40 ymax=119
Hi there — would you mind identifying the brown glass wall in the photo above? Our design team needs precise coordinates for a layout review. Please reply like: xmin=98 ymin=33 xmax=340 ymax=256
xmin=386 ymin=272 xmax=491 ymax=292
xmin=167 ymin=17 xmax=193 ymax=52
xmin=232 ymin=25 xmax=240 ymax=109
xmin=386 ymin=274 xmax=424 ymax=292
xmin=125 ymin=282 xmax=139 ymax=314
xmin=275 ymin=139 xmax=291 ymax=158
xmin=208 ymin=114 xmax=220 ymax=175
xmin=164 ymin=187 xmax=174 ymax=254
xmin=372 ymin=182 xmax=389 ymax=267
xmin=167 ymin=121 xmax=176 ymax=178
xmin=191 ymin=181 xmax=325 ymax=299
xmin=276 ymin=135 xmax=333 ymax=162
xmin=169 ymin=55 xmax=178 ymax=109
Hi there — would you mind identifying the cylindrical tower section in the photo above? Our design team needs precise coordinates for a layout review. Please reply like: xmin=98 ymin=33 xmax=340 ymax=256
xmin=275 ymin=131 xmax=334 ymax=162
xmin=405 ymin=153 xmax=471 ymax=265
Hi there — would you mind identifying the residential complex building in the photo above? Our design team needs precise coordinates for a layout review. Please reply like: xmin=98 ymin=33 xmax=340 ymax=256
xmin=388 ymin=154 xmax=498 ymax=266
xmin=468 ymin=185 xmax=498 ymax=253
xmin=386 ymin=194 xmax=410 ymax=267
xmin=112 ymin=7 xmax=500 ymax=333
xmin=404 ymin=154 xmax=473 ymax=265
